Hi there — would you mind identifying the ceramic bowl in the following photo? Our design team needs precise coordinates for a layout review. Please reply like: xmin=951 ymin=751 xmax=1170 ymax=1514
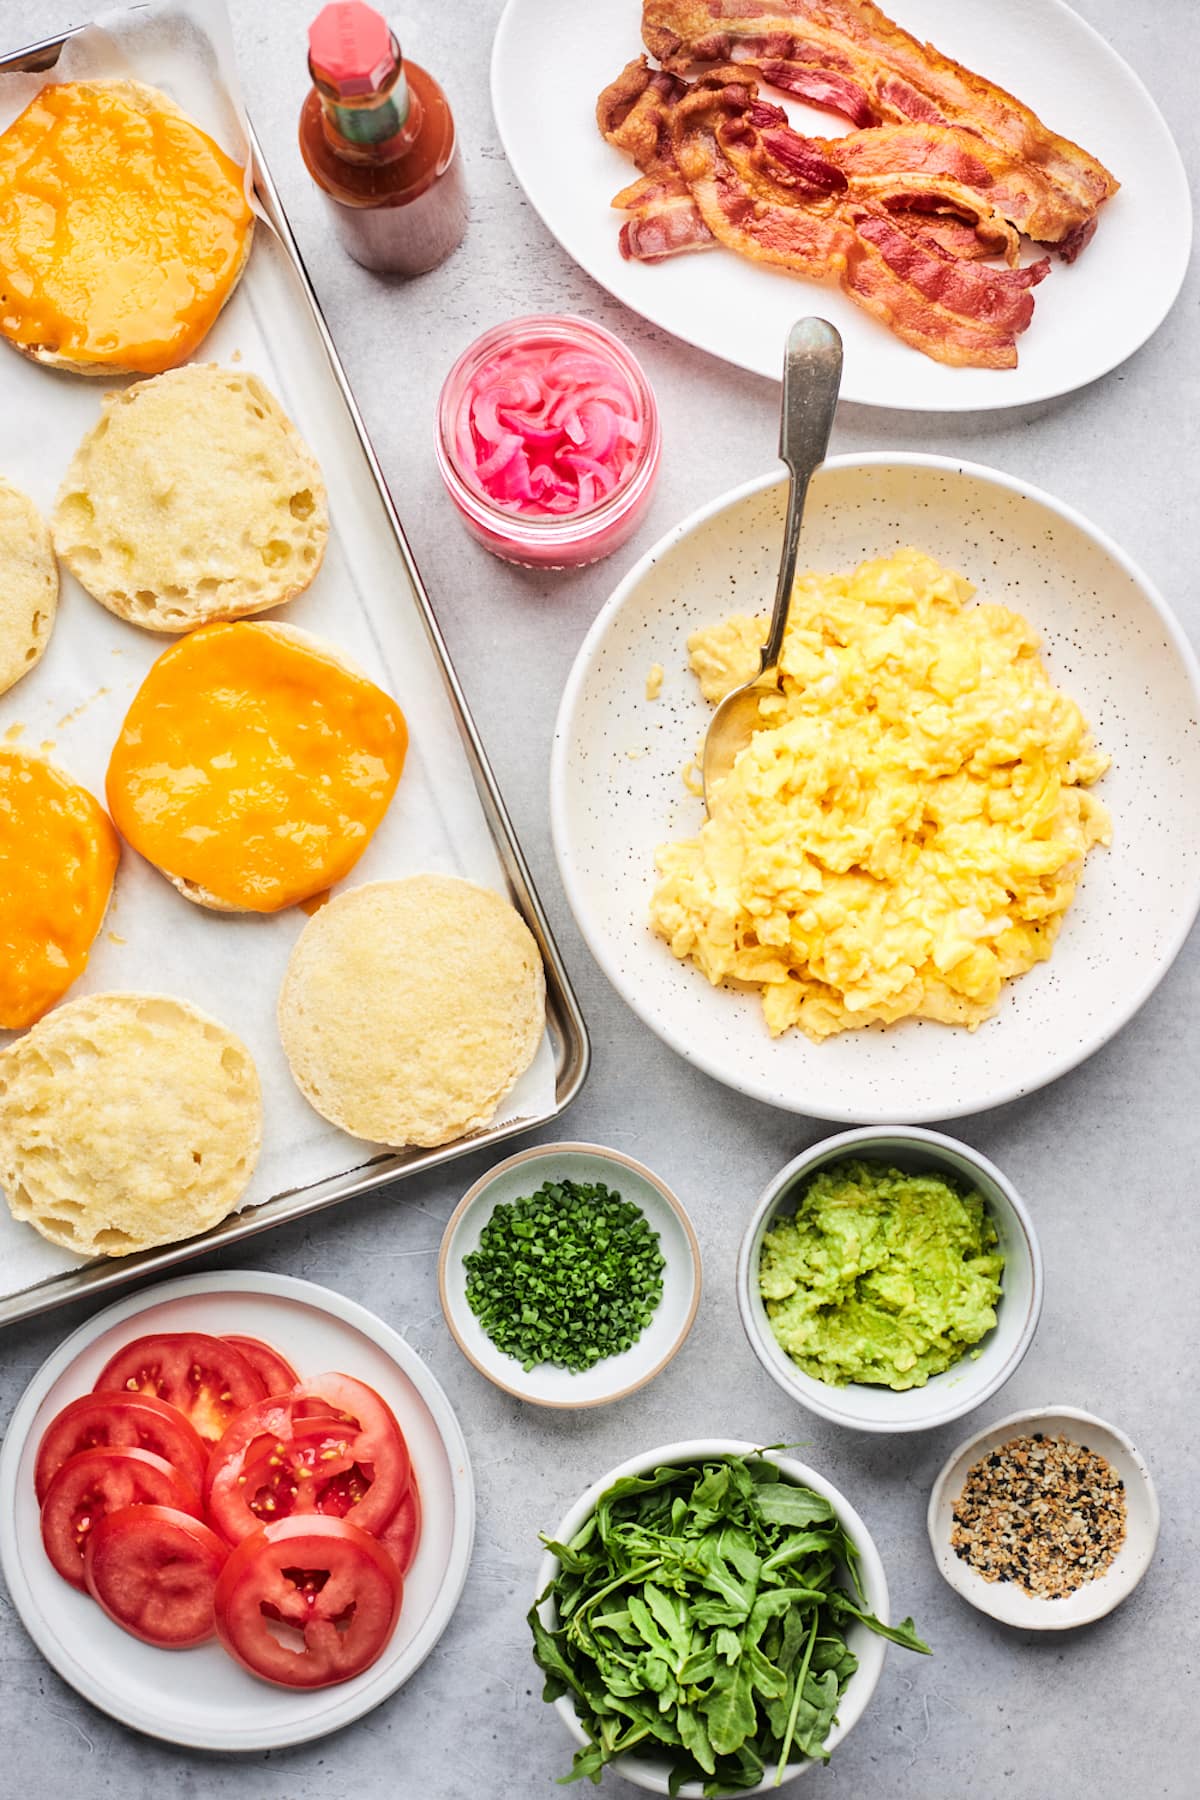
xmin=550 ymin=455 xmax=1200 ymax=1123
xmin=534 ymin=1440 xmax=891 ymax=1793
xmin=736 ymin=1127 xmax=1042 ymax=1433
xmin=438 ymin=1142 xmax=701 ymax=1406
xmin=928 ymin=1406 xmax=1159 ymax=1629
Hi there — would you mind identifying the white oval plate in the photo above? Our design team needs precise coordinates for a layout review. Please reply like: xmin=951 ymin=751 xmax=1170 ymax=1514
xmin=927 ymin=1406 xmax=1159 ymax=1628
xmin=550 ymin=455 xmax=1200 ymax=1123
xmin=0 ymin=1271 xmax=475 ymax=1751
xmin=491 ymin=0 xmax=1190 ymax=410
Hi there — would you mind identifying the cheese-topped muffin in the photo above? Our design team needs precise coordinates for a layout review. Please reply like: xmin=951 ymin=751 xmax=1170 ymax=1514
xmin=52 ymin=365 xmax=328 ymax=632
xmin=0 ymin=748 xmax=119 ymax=1030
xmin=278 ymin=876 xmax=546 ymax=1148
xmin=0 ymin=79 xmax=253 ymax=377
xmin=0 ymin=992 xmax=261 ymax=1258
xmin=0 ymin=478 xmax=58 ymax=696
xmin=106 ymin=621 xmax=408 ymax=913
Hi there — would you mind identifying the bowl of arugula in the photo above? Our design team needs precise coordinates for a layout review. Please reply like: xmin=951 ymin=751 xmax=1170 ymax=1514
xmin=529 ymin=1441 xmax=929 ymax=1793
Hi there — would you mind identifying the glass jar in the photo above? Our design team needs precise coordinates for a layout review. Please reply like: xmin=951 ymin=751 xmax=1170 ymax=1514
xmin=434 ymin=315 xmax=661 ymax=570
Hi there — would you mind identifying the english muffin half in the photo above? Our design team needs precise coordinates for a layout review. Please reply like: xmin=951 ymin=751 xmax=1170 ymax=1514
xmin=278 ymin=875 xmax=546 ymax=1148
xmin=52 ymin=365 xmax=328 ymax=631
xmin=0 ymin=79 xmax=253 ymax=378
xmin=0 ymin=992 xmax=262 ymax=1258
xmin=105 ymin=620 xmax=407 ymax=913
xmin=0 ymin=747 xmax=119 ymax=1030
xmin=0 ymin=478 xmax=58 ymax=695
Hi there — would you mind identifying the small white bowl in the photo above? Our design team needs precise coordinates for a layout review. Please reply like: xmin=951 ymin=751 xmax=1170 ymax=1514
xmin=438 ymin=1142 xmax=701 ymax=1407
xmin=534 ymin=1440 xmax=891 ymax=1794
xmin=928 ymin=1406 xmax=1159 ymax=1629
xmin=736 ymin=1127 xmax=1043 ymax=1434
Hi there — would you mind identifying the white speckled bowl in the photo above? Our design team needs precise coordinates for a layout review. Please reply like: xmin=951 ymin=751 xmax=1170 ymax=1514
xmin=550 ymin=455 xmax=1200 ymax=1123
xmin=928 ymin=1406 xmax=1160 ymax=1629
xmin=736 ymin=1128 xmax=1042 ymax=1434
xmin=535 ymin=1440 xmax=891 ymax=1793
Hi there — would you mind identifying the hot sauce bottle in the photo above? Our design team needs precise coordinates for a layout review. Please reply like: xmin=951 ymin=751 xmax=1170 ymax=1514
xmin=299 ymin=1 xmax=467 ymax=275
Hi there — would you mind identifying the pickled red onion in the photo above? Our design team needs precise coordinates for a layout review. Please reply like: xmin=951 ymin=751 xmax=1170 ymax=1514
xmin=454 ymin=340 xmax=644 ymax=518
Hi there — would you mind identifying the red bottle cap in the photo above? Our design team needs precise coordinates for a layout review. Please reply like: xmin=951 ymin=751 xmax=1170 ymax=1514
xmin=308 ymin=2 xmax=397 ymax=97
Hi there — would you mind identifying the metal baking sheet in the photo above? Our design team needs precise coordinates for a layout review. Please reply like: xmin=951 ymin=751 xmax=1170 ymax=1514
xmin=0 ymin=24 xmax=589 ymax=1328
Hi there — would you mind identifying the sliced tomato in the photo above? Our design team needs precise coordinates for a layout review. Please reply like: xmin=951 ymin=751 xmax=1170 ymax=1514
xmin=34 ymin=1391 xmax=208 ymax=1503
xmin=205 ymin=1373 xmax=410 ymax=1545
xmin=93 ymin=1333 xmax=267 ymax=1443
xmin=223 ymin=1336 xmax=299 ymax=1394
xmin=84 ymin=1504 xmax=228 ymax=1648
xmin=40 ymin=1446 xmax=203 ymax=1588
xmin=378 ymin=1481 xmax=421 ymax=1577
xmin=214 ymin=1514 xmax=403 ymax=1688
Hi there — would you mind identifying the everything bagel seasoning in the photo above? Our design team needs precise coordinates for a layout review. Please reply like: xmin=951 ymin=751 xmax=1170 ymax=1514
xmin=951 ymin=1433 xmax=1127 ymax=1598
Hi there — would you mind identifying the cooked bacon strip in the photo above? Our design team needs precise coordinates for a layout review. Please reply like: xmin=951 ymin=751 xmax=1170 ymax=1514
xmin=817 ymin=122 xmax=1071 ymax=255
xmin=666 ymin=73 xmax=1047 ymax=368
xmin=611 ymin=172 xmax=716 ymax=259
xmin=599 ymin=60 xmax=716 ymax=260
xmin=887 ymin=208 xmax=1015 ymax=263
xmin=642 ymin=0 xmax=1117 ymax=254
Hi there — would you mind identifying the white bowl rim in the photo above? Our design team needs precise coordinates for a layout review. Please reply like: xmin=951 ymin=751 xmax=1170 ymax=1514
xmin=438 ymin=1140 xmax=703 ymax=1409
xmin=533 ymin=1437 xmax=891 ymax=1795
xmin=926 ymin=1404 xmax=1161 ymax=1630
xmin=550 ymin=452 xmax=1200 ymax=1124
xmin=735 ymin=1126 xmax=1044 ymax=1435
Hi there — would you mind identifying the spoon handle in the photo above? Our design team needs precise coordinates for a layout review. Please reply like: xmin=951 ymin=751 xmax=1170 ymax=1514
xmin=759 ymin=318 xmax=844 ymax=677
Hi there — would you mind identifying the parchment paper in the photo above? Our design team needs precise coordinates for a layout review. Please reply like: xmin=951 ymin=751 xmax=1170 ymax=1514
xmin=0 ymin=0 xmax=556 ymax=1299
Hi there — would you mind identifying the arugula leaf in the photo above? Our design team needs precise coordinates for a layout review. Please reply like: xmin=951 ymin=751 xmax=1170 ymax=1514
xmin=702 ymin=1652 xmax=757 ymax=1755
xmin=825 ymin=1589 xmax=933 ymax=1654
xmin=753 ymin=1484 xmax=836 ymax=1528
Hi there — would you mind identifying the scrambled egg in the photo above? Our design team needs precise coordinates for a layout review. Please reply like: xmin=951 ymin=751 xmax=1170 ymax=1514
xmin=649 ymin=550 xmax=1111 ymax=1040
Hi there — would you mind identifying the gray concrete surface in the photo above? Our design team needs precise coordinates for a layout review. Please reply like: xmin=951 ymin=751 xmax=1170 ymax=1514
xmin=0 ymin=2 xmax=1197 ymax=1797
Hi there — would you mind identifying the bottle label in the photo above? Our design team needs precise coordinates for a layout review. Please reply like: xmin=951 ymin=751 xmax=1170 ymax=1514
xmin=330 ymin=69 xmax=410 ymax=146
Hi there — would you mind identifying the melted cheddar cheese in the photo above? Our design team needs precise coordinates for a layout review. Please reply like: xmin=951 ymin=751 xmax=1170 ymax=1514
xmin=0 ymin=81 xmax=253 ymax=374
xmin=106 ymin=623 xmax=408 ymax=913
xmin=0 ymin=749 xmax=119 ymax=1029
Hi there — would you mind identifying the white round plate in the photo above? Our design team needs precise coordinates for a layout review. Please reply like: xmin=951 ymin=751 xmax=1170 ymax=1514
xmin=550 ymin=455 xmax=1200 ymax=1123
xmin=491 ymin=0 xmax=1190 ymax=410
xmin=0 ymin=1271 xmax=475 ymax=1751
xmin=439 ymin=1142 xmax=701 ymax=1407
xmin=927 ymin=1406 xmax=1159 ymax=1628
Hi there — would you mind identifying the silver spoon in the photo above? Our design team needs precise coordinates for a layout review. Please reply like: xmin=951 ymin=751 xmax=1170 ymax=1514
xmin=702 ymin=317 xmax=843 ymax=807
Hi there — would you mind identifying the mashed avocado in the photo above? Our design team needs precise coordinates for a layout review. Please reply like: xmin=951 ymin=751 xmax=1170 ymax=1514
xmin=758 ymin=1160 xmax=1004 ymax=1389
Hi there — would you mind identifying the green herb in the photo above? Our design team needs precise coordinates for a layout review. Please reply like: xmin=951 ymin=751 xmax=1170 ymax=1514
xmin=529 ymin=1452 xmax=930 ymax=1793
xmin=463 ymin=1178 xmax=665 ymax=1373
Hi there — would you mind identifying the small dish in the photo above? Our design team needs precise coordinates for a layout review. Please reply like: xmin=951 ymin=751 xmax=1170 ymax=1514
xmin=438 ymin=1141 xmax=700 ymax=1407
xmin=434 ymin=314 xmax=661 ymax=568
xmin=533 ymin=1439 xmax=891 ymax=1794
xmin=0 ymin=1270 xmax=474 ymax=1750
xmin=736 ymin=1126 xmax=1043 ymax=1434
xmin=928 ymin=1406 xmax=1159 ymax=1629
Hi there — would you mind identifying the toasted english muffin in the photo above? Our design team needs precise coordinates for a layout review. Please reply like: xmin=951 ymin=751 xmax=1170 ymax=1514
xmin=52 ymin=365 xmax=329 ymax=631
xmin=0 ymin=479 xmax=58 ymax=695
xmin=278 ymin=875 xmax=546 ymax=1148
xmin=163 ymin=623 xmax=372 ymax=915
xmin=105 ymin=620 xmax=407 ymax=914
xmin=0 ymin=79 xmax=253 ymax=378
xmin=0 ymin=747 xmax=119 ymax=1029
xmin=0 ymin=992 xmax=262 ymax=1258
